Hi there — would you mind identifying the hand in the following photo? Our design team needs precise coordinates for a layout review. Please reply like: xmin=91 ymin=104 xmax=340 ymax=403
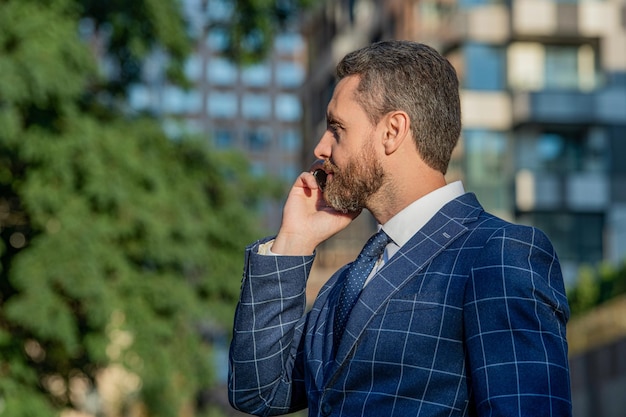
xmin=271 ymin=161 xmax=359 ymax=255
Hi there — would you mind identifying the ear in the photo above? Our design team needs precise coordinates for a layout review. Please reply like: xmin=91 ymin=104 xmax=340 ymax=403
xmin=381 ymin=111 xmax=410 ymax=155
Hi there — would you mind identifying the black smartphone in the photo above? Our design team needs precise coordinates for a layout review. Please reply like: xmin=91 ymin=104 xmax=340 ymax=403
xmin=312 ymin=169 xmax=327 ymax=191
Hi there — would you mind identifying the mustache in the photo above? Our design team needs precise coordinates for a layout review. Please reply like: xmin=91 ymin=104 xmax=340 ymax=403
xmin=322 ymin=159 xmax=337 ymax=173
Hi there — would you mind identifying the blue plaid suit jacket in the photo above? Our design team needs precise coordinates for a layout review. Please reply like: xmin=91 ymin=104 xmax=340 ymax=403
xmin=229 ymin=193 xmax=572 ymax=416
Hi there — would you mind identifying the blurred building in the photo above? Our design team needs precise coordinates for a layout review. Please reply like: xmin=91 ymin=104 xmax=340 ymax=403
xmin=300 ymin=0 xmax=626 ymax=289
xmin=568 ymin=293 xmax=626 ymax=417
xmin=122 ymin=3 xmax=311 ymax=409
xmin=127 ymin=0 xmax=309 ymax=230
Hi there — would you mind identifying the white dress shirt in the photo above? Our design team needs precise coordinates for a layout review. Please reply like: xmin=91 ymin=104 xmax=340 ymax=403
xmin=365 ymin=181 xmax=465 ymax=286
xmin=259 ymin=181 xmax=466 ymax=287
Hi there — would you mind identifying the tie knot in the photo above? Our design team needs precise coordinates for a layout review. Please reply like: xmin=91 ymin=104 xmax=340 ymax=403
xmin=360 ymin=230 xmax=391 ymax=260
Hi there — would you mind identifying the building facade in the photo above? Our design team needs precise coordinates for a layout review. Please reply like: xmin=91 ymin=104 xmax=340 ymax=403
xmin=128 ymin=0 xmax=309 ymax=230
xmin=447 ymin=0 xmax=626 ymax=286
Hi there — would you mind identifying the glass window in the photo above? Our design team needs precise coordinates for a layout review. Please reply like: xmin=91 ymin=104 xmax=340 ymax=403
xmin=275 ymin=62 xmax=305 ymax=88
xmin=584 ymin=128 xmax=609 ymax=172
xmin=465 ymin=129 xmax=509 ymax=181
xmin=78 ymin=18 xmax=95 ymax=41
xmin=207 ymin=92 xmax=237 ymax=118
xmin=206 ymin=0 xmax=233 ymax=22
xmin=280 ymin=129 xmax=301 ymax=152
xmin=162 ymin=86 xmax=201 ymax=114
xmin=508 ymin=42 xmax=599 ymax=91
xmin=242 ymin=63 xmax=271 ymax=87
xmin=275 ymin=94 xmax=302 ymax=121
xmin=185 ymin=90 xmax=202 ymax=113
xmin=246 ymin=128 xmax=271 ymax=152
xmin=250 ymin=161 xmax=266 ymax=177
xmin=162 ymin=87 xmax=185 ymax=114
xmin=214 ymin=129 xmax=234 ymax=148
xmin=207 ymin=58 xmax=238 ymax=85
xmin=418 ymin=1 xmax=458 ymax=30
xmin=242 ymin=94 xmax=271 ymax=119
xmin=545 ymin=45 xmax=579 ymax=90
xmin=182 ymin=0 xmax=204 ymax=37
xmin=280 ymin=163 xmax=299 ymax=182
xmin=207 ymin=28 xmax=229 ymax=52
xmin=516 ymin=127 xmax=608 ymax=175
xmin=537 ymin=133 xmax=566 ymax=173
xmin=274 ymin=33 xmax=305 ymax=55
xmin=163 ymin=118 xmax=204 ymax=138
xmin=142 ymin=50 xmax=168 ymax=83
xmin=128 ymin=84 xmax=153 ymax=111
xmin=459 ymin=0 xmax=506 ymax=9
xmin=464 ymin=43 xmax=505 ymax=90
xmin=464 ymin=129 xmax=512 ymax=212
xmin=163 ymin=119 xmax=184 ymax=138
xmin=185 ymin=54 xmax=202 ymax=80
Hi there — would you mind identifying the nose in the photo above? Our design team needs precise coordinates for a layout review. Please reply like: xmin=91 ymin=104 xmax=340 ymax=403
xmin=314 ymin=131 xmax=333 ymax=161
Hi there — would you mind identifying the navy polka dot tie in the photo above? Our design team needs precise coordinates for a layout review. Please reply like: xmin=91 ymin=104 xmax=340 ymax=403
xmin=334 ymin=230 xmax=391 ymax=349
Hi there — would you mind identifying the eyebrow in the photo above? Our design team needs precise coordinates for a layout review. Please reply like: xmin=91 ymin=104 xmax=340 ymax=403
xmin=326 ymin=111 xmax=345 ymax=128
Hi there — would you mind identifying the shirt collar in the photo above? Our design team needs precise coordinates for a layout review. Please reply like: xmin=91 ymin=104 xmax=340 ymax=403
xmin=381 ymin=181 xmax=465 ymax=250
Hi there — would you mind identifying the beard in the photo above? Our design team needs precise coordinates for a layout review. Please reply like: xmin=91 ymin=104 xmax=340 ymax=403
xmin=322 ymin=141 xmax=384 ymax=214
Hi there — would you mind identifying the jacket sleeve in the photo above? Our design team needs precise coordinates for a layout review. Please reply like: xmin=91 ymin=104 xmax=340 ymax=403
xmin=464 ymin=225 xmax=572 ymax=416
xmin=228 ymin=239 xmax=315 ymax=416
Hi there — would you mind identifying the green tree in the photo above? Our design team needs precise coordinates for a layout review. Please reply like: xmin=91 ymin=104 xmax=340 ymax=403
xmin=568 ymin=260 xmax=626 ymax=317
xmin=567 ymin=266 xmax=600 ymax=317
xmin=0 ymin=0 xmax=297 ymax=415
xmin=211 ymin=0 xmax=315 ymax=64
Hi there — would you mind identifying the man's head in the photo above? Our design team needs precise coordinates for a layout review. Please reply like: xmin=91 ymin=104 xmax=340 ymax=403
xmin=335 ymin=40 xmax=461 ymax=175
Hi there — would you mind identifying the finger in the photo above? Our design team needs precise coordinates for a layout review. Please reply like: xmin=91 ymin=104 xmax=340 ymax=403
xmin=297 ymin=171 xmax=321 ymax=190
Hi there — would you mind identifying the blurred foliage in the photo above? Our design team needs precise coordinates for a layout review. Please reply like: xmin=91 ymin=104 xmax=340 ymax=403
xmin=214 ymin=0 xmax=315 ymax=64
xmin=567 ymin=260 xmax=626 ymax=317
xmin=0 ymin=0 xmax=304 ymax=416
xmin=79 ymin=0 xmax=192 ymax=95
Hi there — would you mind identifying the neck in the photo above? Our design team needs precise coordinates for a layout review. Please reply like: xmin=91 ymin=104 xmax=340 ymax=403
xmin=367 ymin=161 xmax=446 ymax=225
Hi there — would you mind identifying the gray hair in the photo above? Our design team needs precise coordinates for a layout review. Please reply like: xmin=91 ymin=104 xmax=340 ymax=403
xmin=336 ymin=40 xmax=461 ymax=174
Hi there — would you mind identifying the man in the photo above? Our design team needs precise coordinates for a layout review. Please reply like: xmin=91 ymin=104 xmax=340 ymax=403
xmin=229 ymin=41 xmax=571 ymax=417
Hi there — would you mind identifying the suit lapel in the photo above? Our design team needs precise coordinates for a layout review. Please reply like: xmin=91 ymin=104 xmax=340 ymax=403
xmin=333 ymin=193 xmax=483 ymax=364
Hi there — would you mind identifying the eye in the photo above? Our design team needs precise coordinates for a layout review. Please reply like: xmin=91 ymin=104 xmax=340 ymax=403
xmin=327 ymin=122 xmax=341 ymax=140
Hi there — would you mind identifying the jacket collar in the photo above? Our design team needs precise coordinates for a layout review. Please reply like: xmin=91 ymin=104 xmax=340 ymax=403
xmin=332 ymin=193 xmax=484 ymax=364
